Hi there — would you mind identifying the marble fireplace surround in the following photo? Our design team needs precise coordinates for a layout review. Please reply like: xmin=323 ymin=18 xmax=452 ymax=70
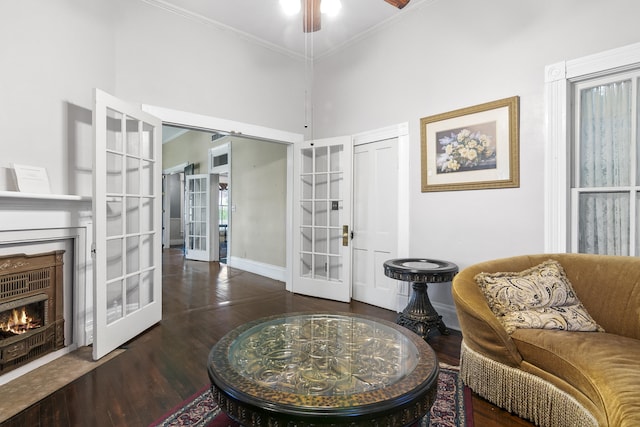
xmin=0 ymin=191 xmax=92 ymax=385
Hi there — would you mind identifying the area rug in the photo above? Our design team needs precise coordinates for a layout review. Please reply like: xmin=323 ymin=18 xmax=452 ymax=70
xmin=150 ymin=363 xmax=473 ymax=427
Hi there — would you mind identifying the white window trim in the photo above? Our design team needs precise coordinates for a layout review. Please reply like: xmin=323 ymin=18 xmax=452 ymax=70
xmin=544 ymin=42 xmax=640 ymax=253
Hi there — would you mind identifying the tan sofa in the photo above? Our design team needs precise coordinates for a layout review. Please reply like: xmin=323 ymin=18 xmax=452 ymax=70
xmin=452 ymin=253 xmax=640 ymax=427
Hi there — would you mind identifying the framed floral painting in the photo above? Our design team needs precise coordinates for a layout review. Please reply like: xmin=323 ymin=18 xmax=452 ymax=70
xmin=420 ymin=96 xmax=519 ymax=192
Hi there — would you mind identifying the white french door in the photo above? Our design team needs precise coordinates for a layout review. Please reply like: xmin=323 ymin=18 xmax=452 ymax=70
xmin=93 ymin=89 xmax=162 ymax=360
xmin=292 ymin=136 xmax=352 ymax=302
xmin=185 ymin=174 xmax=218 ymax=262
xmin=352 ymin=139 xmax=399 ymax=310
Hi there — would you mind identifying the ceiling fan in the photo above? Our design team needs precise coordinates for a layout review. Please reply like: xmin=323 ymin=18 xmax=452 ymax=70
xmin=301 ymin=0 xmax=411 ymax=33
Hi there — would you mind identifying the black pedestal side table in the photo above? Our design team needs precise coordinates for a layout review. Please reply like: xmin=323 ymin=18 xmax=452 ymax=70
xmin=384 ymin=258 xmax=458 ymax=340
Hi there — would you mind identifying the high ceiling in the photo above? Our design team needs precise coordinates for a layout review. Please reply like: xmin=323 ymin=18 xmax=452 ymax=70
xmin=147 ymin=0 xmax=429 ymax=58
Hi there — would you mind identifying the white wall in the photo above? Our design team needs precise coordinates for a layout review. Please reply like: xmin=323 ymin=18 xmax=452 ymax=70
xmin=231 ymin=137 xmax=287 ymax=268
xmin=311 ymin=0 xmax=640 ymax=311
xmin=0 ymin=0 xmax=304 ymax=195
xmin=113 ymin=0 xmax=305 ymax=134
xmin=0 ymin=0 xmax=115 ymax=195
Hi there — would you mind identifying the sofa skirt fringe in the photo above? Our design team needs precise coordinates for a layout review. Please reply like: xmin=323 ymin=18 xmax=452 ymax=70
xmin=459 ymin=340 xmax=598 ymax=427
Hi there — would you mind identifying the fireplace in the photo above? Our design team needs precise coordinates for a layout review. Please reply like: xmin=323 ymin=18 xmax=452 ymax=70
xmin=0 ymin=251 xmax=65 ymax=373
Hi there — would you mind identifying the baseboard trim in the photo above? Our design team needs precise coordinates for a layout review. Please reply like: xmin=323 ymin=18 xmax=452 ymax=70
xmin=433 ymin=301 xmax=460 ymax=332
xmin=227 ymin=256 xmax=286 ymax=282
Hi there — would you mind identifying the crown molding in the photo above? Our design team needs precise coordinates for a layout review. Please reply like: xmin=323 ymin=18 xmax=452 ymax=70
xmin=139 ymin=0 xmax=307 ymax=61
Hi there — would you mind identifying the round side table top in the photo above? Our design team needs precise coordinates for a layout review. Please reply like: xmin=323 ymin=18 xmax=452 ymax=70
xmin=383 ymin=258 xmax=458 ymax=283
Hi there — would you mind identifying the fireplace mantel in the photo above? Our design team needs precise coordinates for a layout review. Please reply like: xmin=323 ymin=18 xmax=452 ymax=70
xmin=0 ymin=191 xmax=91 ymax=203
xmin=0 ymin=194 xmax=93 ymax=384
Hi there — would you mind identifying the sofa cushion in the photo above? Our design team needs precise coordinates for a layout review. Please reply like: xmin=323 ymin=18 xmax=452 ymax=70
xmin=475 ymin=260 xmax=604 ymax=334
xmin=512 ymin=329 xmax=640 ymax=427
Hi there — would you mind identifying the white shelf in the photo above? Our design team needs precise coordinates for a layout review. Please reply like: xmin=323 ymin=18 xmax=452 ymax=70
xmin=0 ymin=191 xmax=91 ymax=202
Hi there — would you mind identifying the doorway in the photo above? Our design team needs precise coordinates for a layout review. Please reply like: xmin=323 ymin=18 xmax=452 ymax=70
xmin=160 ymin=122 xmax=290 ymax=280
xmin=150 ymin=104 xmax=410 ymax=309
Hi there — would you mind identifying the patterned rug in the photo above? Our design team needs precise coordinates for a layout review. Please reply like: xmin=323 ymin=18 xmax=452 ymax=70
xmin=150 ymin=363 xmax=473 ymax=427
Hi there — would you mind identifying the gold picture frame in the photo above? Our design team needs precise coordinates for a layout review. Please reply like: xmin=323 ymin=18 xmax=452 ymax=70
xmin=420 ymin=96 xmax=519 ymax=192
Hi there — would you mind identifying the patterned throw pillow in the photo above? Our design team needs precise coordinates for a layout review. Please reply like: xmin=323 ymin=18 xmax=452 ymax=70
xmin=475 ymin=260 xmax=604 ymax=334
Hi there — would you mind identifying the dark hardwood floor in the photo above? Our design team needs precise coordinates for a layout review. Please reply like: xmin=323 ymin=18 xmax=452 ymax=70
xmin=3 ymin=248 xmax=534 ymax=426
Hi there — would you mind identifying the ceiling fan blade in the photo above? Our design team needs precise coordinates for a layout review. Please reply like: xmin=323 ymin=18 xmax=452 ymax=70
xmin=384 ymin=0 xmax=411 ymax=9
xmin=303 ymin=0 xmax=321 ymax=32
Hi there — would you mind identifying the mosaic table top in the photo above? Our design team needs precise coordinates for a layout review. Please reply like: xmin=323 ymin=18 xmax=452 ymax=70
xmin=208 ymin=312 xmax=438 ymax=426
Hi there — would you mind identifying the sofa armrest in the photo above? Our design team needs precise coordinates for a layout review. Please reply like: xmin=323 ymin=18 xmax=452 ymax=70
xmin=452 ymin=266 xmax=522 ymax=367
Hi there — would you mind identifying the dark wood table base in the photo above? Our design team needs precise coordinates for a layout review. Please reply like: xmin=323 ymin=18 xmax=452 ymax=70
xmin=397 ymin=282 xmax=450 ymax=340
xmin=384 ymin=258 xmax=458 ymax=340
xmin=211 ymin=382 xmax=437 ymax=427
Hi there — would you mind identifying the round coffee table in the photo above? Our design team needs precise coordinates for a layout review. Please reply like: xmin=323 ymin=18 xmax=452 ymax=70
xmin=207 ymin=312 xmax=439 ymax=427
xmin=384 ymin=258 xmax=458 ymax=340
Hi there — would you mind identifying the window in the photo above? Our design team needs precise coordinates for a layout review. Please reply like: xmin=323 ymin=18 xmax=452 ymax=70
xmin=545 ymin=42 xmax=640 ymax=255
xmin=572 ymin=74 xmax=639 ymax=255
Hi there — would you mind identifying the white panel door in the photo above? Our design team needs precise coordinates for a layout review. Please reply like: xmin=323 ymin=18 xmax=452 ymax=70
xmin=292 ymin=137 xmax=352 ymax=302
xmin=93 ymin=89 xmax=162 ymax=360
xmin=352 ymin=139 xmax=398 ymax=310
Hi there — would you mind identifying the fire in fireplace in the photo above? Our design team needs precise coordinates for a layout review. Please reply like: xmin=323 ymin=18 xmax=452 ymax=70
xmin=0 ymin=303 xmax=44 ymax=338
xmin=0 ymin=251 xmax=65 ymax=374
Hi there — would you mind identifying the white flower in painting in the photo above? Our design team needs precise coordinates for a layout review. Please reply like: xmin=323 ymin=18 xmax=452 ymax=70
xmin=442 ymin=159 xmax=460 ymax=172
xmin=465 ymin=149 xmax=478 ymax=161
xmin=457 ymin=129 xmax=471 ymax=142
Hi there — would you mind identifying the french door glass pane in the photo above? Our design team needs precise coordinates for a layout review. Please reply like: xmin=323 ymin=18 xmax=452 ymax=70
xmin=301 ymin=227 xmax=312 ymax=252
xmin=315 ymin=228 xmax=327 ymax=253
xmin=578 ymin=192 xmax=629 ymax=255
xmin=316 ymin=173 xmax=328 ymax=199
xmin=314 ymin=254 xmax=327 ymax=279
xmin=141 ymin=122 xmax=154 ymax=159
xmin=126 ymin=198 xmax=139 ymax=234
xmin=315 ymin=201 xmax=327 ymax=226
xmin=106 ymin=108 xmax=123 ymax=151
xmin=107 ymin=280 xmax=123 ymax=324
xmin=106 ymin=153 xmax=123 ymax=194
xmin=107 ymin=238 xmax=123 ymax=280
xmin=126 ymin=117 xmax=140 ymax=156
xmin=142 ymin=198 xmax=154 ymax=232
xmin=142 ymin=160 xmax=153 ymax=196
xmin=142 ymin=271 xmax=154 ymax=306
xmin=126 ymin=157 xmax=140 ymax=194
xmin=330 ymin=146 xmax=343 ymax=171
xmin=302 ymin=148 xmax=313 ymax=174
xmin=126 ymin=236 xmax=139 ymax=274
xmin=107 ymin=199 xmax=123 ymax=237
xmin=126 ymin=275 xmax=140 ymax=315
xmin=141 ymin=234 xmax=154 ymax=270
xmin=329 ymin=229 xmax=341 ymax=254
xmin=315 ymin=147 xmax=328 ymax=172
xmin=301 ymin=253 xmax=312 ymax=277
xmin=329 ymin=255 xmax=341 ymax=281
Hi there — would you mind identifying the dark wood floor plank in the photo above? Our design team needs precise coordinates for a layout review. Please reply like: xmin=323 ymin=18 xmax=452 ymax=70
xmin=3 ymin=248 xmax=534 ymax=426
